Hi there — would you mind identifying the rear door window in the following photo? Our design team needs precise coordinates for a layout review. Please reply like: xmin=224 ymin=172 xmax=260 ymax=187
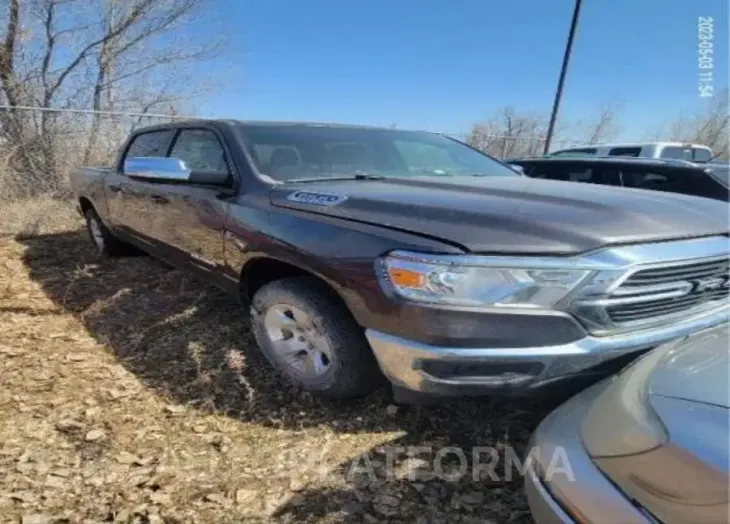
xmin=529 ymin=163 xmax=624 ymax=186
xmin=124 ymin=130 xmax=174 ymax=160
xmin=661 ymin=146 xmax=712 ymax=162
xmin=692 ymin=148 xmax=712 ymax=162
xmin=623 ymin=167 xmax=725 ymax=199
xmin=550 ymin=148 xmax=598 ymax=157
xmin=608 ymin=147 xmax=642 ymax=157
xmin=595 ymin=168 xmax=622 ymax=186
xmin=622 ymin=169 xmax=684 ymax=194
xmin=622 ymin=170 xmax=675 ymax=190
xmin=530 ymin=163 xmax=595 ymax=182
xmin=660 ymin=146 xmax=692 ymax=160
xmin=530 ymin=164 xmax=572 ymax=180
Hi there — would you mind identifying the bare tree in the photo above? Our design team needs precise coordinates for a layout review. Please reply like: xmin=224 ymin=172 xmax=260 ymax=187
xmin=467 ymin=107 xmax=548 ymax=158
xmin=655 ymin=89 xmax=729 ymax=160
xmin=0 ymin=0 xmax=222 ymax=197
xmin=572 ymin=100 xmax=622 ymax=144
xmin=467 ymin=101 xmax=624 ymax=158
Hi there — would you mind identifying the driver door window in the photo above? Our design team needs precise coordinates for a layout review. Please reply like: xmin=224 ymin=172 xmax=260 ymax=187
xmin=169 ymin=129 xmax=230 ymax=176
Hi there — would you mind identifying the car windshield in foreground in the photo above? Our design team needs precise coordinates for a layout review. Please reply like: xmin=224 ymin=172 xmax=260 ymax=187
xmin=237 ymin=124 xmax=521 ymax=183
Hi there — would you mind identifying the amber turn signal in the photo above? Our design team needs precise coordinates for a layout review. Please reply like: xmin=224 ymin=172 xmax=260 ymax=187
xmin=387 ymin=267 xmax=425 ymax=289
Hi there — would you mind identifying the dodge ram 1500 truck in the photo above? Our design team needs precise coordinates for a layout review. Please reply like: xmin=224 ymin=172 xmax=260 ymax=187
xmin=71 ymin=120 xmax=730 ymax=401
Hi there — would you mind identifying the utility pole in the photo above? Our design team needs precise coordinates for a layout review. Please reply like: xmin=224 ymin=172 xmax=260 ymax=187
xmin=543 ymin=0 xmax=583 ymax=155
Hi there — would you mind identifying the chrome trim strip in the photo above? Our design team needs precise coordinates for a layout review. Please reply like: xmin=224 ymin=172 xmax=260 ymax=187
xmin=610 ymin=281 xmax=695 ymax=297
xmin=606 ymin=252 xmax=729 ymax=294
xmin=594 ymin=300 xmax=729 ymax=334
xmin=190 ymin=252 xmax=216 ymax=267
xmin=579 ymin=286 xmax=693 ymax=307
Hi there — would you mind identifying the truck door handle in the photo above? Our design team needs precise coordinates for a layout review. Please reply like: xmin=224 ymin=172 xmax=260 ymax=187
xmin=150 ymin=194 xmax=169 ymax=205
xmin=108 ymin=184 xmax=122 ymax=193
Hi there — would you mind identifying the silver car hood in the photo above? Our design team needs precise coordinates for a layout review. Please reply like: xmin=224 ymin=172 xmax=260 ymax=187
xmin=649 ymin=328 xmax=730 ymax=408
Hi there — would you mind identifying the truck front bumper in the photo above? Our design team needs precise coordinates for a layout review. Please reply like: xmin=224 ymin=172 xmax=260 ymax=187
xmin=365 ymin=304 xmax=730 ymax=395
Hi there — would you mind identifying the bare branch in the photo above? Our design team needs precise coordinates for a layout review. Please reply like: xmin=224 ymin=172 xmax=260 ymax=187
xmin=46 ymin=0 xmax=157 ymax=102
xmin=40 ymin=0 xmax=57 ymax=96
xmin=656 ymin=89 xmax=729 ymax=159
xmin=0 ymin=0 xmax=20 ymax=104
xmin=583 ymin=100 xmax=622 ymax=144
xmin=0 ymin=0 xmax=224 ymax=196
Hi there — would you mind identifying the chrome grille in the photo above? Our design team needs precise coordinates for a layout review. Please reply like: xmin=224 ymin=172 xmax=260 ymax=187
xmin=618 ymin=259 xmax=729 ymax=287
xmin=607 ymin=258 xmax=730 ymax=325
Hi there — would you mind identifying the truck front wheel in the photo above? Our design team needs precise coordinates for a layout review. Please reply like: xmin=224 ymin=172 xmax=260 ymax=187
xmin=250 ymin=277 xmax=384 ymax=399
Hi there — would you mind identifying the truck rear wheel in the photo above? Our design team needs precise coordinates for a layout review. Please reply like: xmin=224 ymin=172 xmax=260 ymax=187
xmin=84 ymin=208 xmax=132 ymax=257
xmin=250 ymin=277 xmax=384 ymax=399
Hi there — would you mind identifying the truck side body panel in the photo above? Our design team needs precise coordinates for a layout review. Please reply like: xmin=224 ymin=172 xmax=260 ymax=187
xmin=72 ymin=167 xmax=112 ymax=220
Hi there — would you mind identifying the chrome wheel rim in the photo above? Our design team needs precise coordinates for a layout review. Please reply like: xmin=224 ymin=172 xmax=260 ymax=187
xmin=262 ymin=305 xmax=332 ymax=379
xmin=88 ymin=216 xmax=104 ymax=250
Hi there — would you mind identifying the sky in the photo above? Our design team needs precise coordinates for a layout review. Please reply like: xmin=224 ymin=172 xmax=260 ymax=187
xmin=192 ymin=0 xmax=729 ymax=140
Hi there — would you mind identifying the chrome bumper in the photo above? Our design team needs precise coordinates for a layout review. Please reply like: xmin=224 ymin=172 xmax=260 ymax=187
xmin=365 ymin=304 xmax=730 ymax=394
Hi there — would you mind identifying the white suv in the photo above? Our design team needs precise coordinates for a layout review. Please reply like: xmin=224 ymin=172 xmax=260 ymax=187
xmin=550 ymin=142 xmax=713 ymax=162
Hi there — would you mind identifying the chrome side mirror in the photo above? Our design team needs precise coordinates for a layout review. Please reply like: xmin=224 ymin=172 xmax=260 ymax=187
xmin=123 ymin=157 xmax=191 ymax=181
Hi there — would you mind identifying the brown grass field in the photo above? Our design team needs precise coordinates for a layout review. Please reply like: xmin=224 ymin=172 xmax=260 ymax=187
xmin=0 ymin=218 xmax=561 ymax=523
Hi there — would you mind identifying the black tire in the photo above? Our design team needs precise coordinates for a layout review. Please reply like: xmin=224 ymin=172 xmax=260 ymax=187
xmin=250 ymin=277 xmax=384 ymax=399
xmin=84 ymin=207 xmax=132 ymax=257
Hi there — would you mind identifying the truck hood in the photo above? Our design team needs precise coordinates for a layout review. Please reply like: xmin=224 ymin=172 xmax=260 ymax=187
xmin=270 ymin=177 xmax=729 ymax=254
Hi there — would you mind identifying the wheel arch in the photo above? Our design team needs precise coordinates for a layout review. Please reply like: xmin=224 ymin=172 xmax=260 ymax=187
xmin=239 ymin=256 xmax=345 ymax=306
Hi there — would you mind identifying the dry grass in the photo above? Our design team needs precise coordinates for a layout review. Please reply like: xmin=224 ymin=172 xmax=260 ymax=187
xmin=1 ymin=198 xmax=82 ymax=237
xmin=0 ymin=231 xmax=559 ymax=523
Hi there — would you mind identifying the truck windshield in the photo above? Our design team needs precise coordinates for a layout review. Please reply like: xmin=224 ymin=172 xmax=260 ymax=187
xmin=237 ymin=124 xmax=520 ymax=182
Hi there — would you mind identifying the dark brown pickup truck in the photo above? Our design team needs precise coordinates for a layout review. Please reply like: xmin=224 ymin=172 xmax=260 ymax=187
xmin=71 ymin=120 xmax=730 ymax=401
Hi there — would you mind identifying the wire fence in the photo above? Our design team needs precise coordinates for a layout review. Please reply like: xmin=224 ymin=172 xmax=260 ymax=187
xmin=445 ymin=132 xmax=552 ymax=159
xmin=0 ymin=105 xmax=189 ymax=199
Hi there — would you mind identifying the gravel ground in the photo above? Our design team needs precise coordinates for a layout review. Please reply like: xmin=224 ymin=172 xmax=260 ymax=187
xmin=0 ymin=231 xmax=563 ymax=523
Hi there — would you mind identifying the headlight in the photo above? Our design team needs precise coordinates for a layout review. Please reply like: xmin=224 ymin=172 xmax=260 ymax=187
xmin=378 ymin=251 xmax=593 ymax=309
